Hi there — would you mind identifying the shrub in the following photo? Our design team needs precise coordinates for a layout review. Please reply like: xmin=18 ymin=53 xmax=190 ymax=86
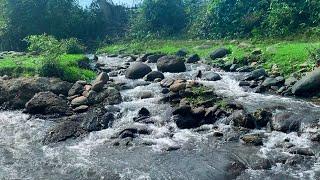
xmin=61 ymin=38 xmax=85 ymax=54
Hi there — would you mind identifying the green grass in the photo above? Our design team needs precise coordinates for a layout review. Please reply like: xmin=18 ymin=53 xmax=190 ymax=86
xmin=98 ymin=39 xmax=320 ymax=76
xmin=0 ymin=53 xmax=96 ymax=82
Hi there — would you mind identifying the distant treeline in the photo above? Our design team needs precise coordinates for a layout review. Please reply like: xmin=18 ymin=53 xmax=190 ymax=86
xmin=1 ymin=0 xmax=320 ymax=51
xmin=0 ymin=0 xmax=128 ymax=51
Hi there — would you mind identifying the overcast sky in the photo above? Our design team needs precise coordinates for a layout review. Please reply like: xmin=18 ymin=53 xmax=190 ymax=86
xmin=78 ymin=0 xmax=141 ymax=7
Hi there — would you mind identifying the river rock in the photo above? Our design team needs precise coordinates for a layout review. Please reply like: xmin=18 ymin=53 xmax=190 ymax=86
xmin=176 ymin=48 xmax=188 ymax=57
xmin=230 ymin=64 xmax=239 ymax=72
xmin=229 ymin=110 xmax=256 ymax=129
xmin=25 ymin=91 xmax=70 ymax=115
xmin=157 ymin=56 xmax=186 ymax=73
xmin=91 ymin=80 xmax=105 ymax=92
xmin=43 ymin=121 xmax=81 ymax=144
xmin=146 ymin=54 xmax=164 ymax=63
xmin=169 ymin=82 xmax=186 ymax=92
xmin=73 ymin=105 xmax=89 ymax=113
xmin=0 ymin=77 xmax=72 ymax=109
xmin=285 ymin=77 xmax=298 ymax=86
xmin=288 ymin=147 xmax=315 ymax=156
xmin=71 ymin=96 xmax=88 ymax=107
xmin=125 ymin=62 xmax=152 ymax=79
xmin=186 ymin=54 xmax=200 ymax=63
xmin=144 ymin=71 xmax=164 ymax=81
xmin=202 ymin=72 xmax=222 ymax=81
xmin=95 ymin=72 xmax=109 ymax=84
xmin=270 ymin=112 xmax=300 ymax=132
xmin=292 ymin=68 xmax=320 ymax=97
xmin=252 ymin=109 xmax=272 ymax=128
xmin=68 ymin=81 xmax=85 ymax=96
xmin=210 ymin=48 xmax=230 ymax=60
xmin=240 ymin=133 xmax=263 ymax=146
xmin=160 ymin=78 xmax=175 ymax=88
xmin=244 ymin=68 xmax=267 ymax=81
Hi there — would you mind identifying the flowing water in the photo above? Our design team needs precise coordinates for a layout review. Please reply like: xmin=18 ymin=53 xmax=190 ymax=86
xmin=0 ymin=56 xmax=319 ymax=179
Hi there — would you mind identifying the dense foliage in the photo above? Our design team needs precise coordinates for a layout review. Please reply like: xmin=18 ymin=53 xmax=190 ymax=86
xmin=0 ymin=0 xmax=128 ymax=51
xmin=129 ymin=0 xmax=320 ymax=39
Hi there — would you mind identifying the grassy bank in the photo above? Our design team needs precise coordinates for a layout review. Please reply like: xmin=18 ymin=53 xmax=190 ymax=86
xmin=98 ymin=39 xmax=320 ymax=76
xmin=0 ymin=53 xmax=96 ymax=82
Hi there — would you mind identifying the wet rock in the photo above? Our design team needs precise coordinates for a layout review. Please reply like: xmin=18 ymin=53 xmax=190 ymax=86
xmin=270 ymin=112 xmax=300 ymax=133
xmin=288 ymin=147 xmax=315 ymax=156
xmin=250 ymin=158 xmax=272 ymax=170
xmin=169 ymin=82 xmax=186 ymax=92
xmin=244 ymin=68 xmax=267 ymax=81
xmin=146 ymin=54 xmax=164 ymax=63
xmin=186 ymin=54 xmax=200 ymax=63
xmin=157 ymin=56 xmax=186 ymax=73
xmin=68 ymin=81 xmax=85 ymax=96
xmin=25 ymin=91 xmax=70 ymax=115
xmin=119 ymin=130 xmax=135 ymax=139
xmin=125 ymin=62 xmax=152 ymax=79
xmin=173 ymin=114 xmax=199 ymax=129
xmin=137 ymin=91 xmax=153 ymax=99
xmin=176 ymin=48 xmax=188 ymax=57
xmin=43 ymin=120 xmax=81 ymax=144
xmin=226 ymin=160 xmax=247 ymax=178
xmin=138 ymin=107 xmax=150 ymax=117
xmin=236 ymin=66 xmax=253 ymax=72
xmin=311 ymin=133 xmax=320 ymax=142
xmin=95 ymin=72 xmax=109 ymax=83
xmin=73 ymin=105 xmax=89 ymax=113
xmin=173 ymin=105 xmax=191 ymax=115
xmin=161 ymin=88 xmax=170 ymax=94
xmin=81 ymin=112 xmax=114 ymax=132
xmin=91 ymin=81 xmax=105 ymax=92
xmin=253 ymin=109 xmax=272 ymax=128
xmin=191 ymin=106 xmax=206 ymax=117
xmin=160 ymin=78 xmax=175 ymax=88
xmin=71 ymin=96 xmax=88 ymax=107
xmin=230 ymin=64 xmax=239 ymax=72
xmin=239 ymin=81 xmax=250 ymax=87
xmin=285 ymin=76 xmax=298 ymax=86
xmin=292 ymin=68 xmax=320 ymax=97
xmin=144 ymin=71 xmax=164 ymax=81
xmin=0 ymin=77 xmax=72 ymax=110
xmin=202 ymin=72 xmax=222 ymax=81
xmin=210 ymin=48 xmax=230 ymax=60
xmin=229 ymin=110 xmax=256 ymax=129
xmin=240 ymin=133 xmax=263 ymax=146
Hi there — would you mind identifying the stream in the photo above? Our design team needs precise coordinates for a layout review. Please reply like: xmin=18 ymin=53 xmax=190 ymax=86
xmin=0 ymin=56 xmax=319 ymax=179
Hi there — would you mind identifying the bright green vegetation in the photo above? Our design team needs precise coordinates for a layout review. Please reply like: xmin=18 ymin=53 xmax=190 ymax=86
xmin=99 ymin=40 xmax=320 ymax=76
xmin=0 ymin=54 xmax=96 ymax=82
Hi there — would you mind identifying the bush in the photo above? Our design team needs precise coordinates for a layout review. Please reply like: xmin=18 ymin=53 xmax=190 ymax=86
xmin=61 ymin=38 xmax=85 ymax=54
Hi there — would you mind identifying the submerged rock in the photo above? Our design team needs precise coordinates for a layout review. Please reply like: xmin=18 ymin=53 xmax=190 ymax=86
xmin=125 ymin=62 xmax=152 ymax=79
xmin=157 ymin=56 xmax=186 ymax=73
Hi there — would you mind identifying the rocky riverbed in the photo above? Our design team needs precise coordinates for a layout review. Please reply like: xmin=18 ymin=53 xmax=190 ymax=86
xmin=0 ymin=51 xmax=320 ymax=179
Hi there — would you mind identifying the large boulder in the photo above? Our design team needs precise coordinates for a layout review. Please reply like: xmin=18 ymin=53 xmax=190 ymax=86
xmin=157 ymin=56 xmax=186 ymax=73
xmin=25 ymin=91 xmax=70 ymax=115
xmin=0 ymin=77 xmax=72 ymax=109
xmin=43 ymin=107 xmax=115 ymax=144
xmin=146 ymin=54 xmax=164 ymax=63
xmin=125 ymin=62 xmax=152 ymax=79
xmin=292 ymin=68 xmax=320 ymax=97
xmin=210 ymin=48 xmax=230 ymax=60
xmin=68 ymin=81 xmax=85 ymax=96
xmin=144 ymin=71 xmax=165 ymax=81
